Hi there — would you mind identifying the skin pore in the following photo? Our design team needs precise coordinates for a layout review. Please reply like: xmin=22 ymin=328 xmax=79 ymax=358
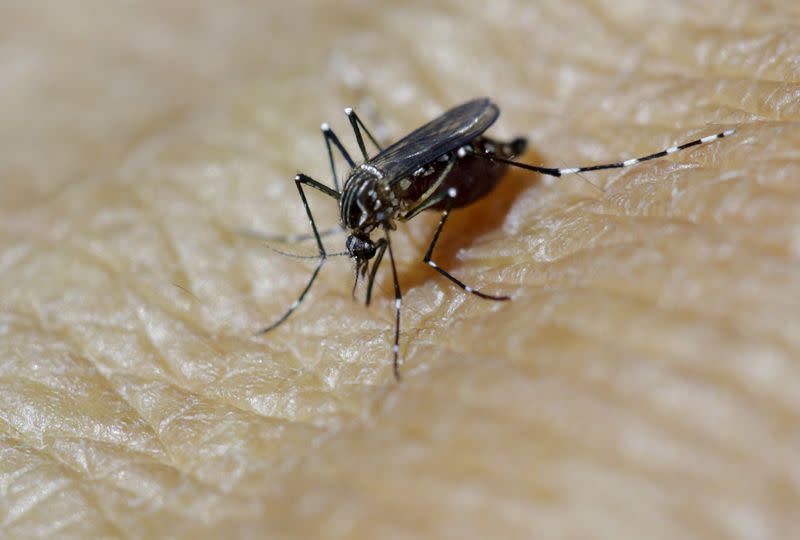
xmin=1 ymin=1 xmax=798 ymax=538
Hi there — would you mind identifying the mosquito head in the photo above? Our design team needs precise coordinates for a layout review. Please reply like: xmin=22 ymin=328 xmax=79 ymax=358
xmin=345 ymin=233 xmax=376 ymax=261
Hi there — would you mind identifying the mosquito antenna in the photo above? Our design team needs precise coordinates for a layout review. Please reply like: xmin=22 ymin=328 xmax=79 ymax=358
xmin=237 ymin=228 xmax=349 ymax=259
xmin=236 ymin=226 xmax=343 ymax=245
xmin=261 ymin=244 xmax=349 ymax=260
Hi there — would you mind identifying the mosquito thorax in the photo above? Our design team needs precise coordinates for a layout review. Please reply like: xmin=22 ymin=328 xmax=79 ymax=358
xmin=340 ymin=166 xmax=400 ymax=232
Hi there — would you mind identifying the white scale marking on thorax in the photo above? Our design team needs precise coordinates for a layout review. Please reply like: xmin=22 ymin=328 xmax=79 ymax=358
xmin=359 ymin=163 xmax=384 ymax=179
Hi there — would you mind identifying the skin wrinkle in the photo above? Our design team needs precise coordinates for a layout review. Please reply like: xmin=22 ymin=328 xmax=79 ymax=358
xmin=36 ymin=304 xmax=312 ymax=493
xmin=2 ymin=441 xmax=139 ymax=537
xmin=426 ymin=290 xmax=760 ymax=393
xmin=2 ymin=0 xmax=800 ymax=539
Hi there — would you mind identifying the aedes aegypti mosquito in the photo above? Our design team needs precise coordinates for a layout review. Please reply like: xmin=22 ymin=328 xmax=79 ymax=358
xmin=252 ymin=97 xmax=734 ymax=379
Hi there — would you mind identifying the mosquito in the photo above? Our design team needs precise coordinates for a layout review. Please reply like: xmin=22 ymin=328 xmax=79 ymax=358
xmin=254 ymin=97 xmax=735 ymax=379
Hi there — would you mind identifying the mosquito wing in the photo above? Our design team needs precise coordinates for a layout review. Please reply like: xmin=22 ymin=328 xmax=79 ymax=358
xmin=370 ymin=98 xmax=500 ymax=185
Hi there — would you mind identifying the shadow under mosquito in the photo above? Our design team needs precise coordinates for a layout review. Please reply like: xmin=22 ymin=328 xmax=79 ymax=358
xmin=392 ymin=154 xmax=546 ymax=296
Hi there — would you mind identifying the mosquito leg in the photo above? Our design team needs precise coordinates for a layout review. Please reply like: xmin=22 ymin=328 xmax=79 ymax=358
xmin=364 ymin=238 xmax=388 ymax=306
xmin=295 ymin=173 xmax=340 ymax=248
xmin=321 ymin=124 xmax=356 ymax=193
xmin=469 ymin=128 xmax=736 ymax=177
xmin=423 ymin=188 xmax=511 ymax=302
xmin=257 ymin=258 xmax=325 ymax=334
xmin=243 ymin=123 xmax=348 ymax=248
xmin=385 ymin=231 xmax=403 ymax=380
xmin=257 ymin=173 xmax=339 ymax=334
xmin=243 ymin=123 xmax=348 ymax=245
xmin=345 ymin=107 xmax=384 ymax=160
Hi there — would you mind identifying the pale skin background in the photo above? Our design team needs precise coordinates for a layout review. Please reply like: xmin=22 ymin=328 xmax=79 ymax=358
xmin=1 ymin=1 xmax=799 ymax=538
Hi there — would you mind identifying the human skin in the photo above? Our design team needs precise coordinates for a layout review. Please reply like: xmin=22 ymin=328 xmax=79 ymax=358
xmin=1 ymin=1 xmax=798 ymax=539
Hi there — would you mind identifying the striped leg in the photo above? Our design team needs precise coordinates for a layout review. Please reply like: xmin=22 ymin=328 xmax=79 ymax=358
xmin=241 ymin=122 xmax=351 ymax=246
xmin=345 ymin=107 xmax=384 ymax=160
xmin=470 ymin=128 xmax=736 ymax=177
xmin=257 ymin=173 xmax=340 ymax=334
xmin=385 ymin=231 xmax=403 ymax=380
xmin=423 ymin=188 xmax=511 ymax=302
xmin=321 ymin=123 xmax=356 ymax=193
xmin=364 ymin=238 xmax=389 ymax=306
